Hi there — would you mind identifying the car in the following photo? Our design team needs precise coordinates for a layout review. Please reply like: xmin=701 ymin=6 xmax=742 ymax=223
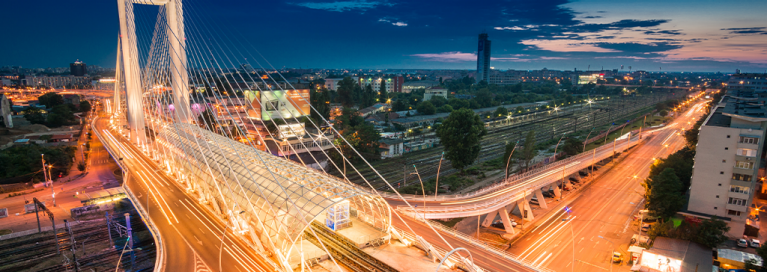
xmin=737 ymin=239 xmax=749 ymax=248
xmin=612 ymin=252 xmax=623 ymax=263
xmin=750 ymin=239 xmax=761 ymax=248
xmin=641 ymin=223 xmax=652 ymax=232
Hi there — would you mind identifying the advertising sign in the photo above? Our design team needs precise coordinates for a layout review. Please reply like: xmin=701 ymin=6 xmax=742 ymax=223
xmin=640 ymin=251 xmax=681 ymax=272
xmin=0 ymin=208 xmax=7 ymax=218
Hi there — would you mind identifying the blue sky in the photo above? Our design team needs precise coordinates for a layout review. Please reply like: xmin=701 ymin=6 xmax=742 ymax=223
xmin=1 ymin=0 xmax=766 ymax=72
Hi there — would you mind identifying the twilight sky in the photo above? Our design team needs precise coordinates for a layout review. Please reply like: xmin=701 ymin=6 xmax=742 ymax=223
xmin=2 ymin=0 xmax=766 ymax=72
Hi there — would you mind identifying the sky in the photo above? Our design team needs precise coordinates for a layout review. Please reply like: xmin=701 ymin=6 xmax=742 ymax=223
xmin=1 ymin=0 xmax=766 ymax=72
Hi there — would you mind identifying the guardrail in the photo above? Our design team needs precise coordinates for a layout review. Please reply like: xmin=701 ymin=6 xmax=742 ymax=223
xmin=92 ymin=117 xmax=165 ymax=272
xmin=379 ymin=134 xmax=642 ymax=203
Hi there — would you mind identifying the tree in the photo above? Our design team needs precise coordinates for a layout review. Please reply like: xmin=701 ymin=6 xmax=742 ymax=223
xmin=23 ymin=107 xmax=46 ymax=124
xmin=659 ymin=110 xmax=668 ymax=117
xmin=47 ymin=105 xmax=75 ymax=127
xmin=392 ymin=99 xmax=409 ymax=111
xmin=692 ymin=217 xmax=730 ymax=248
xmin=493 ymin=106 xmax=508 ymax=117
xmin=756 ymin=243 xmax=767 ymax=267
xmin=475 ymin=89 xmax=493 ymax=108
xmin=561 ymin=137 xmax=583 ymax=156
xmin=79 ymin=100 xmax=92 ymax=113
xmin=363 ymin=84 xmax=377 ymax=107
xmin=649 ymin=147 xmax=695 ymax=194
xmin=521 ymin=130 xmax=538 ymax=168
xmin=378 ymin=79 xmax=388 ymax=103
xmin=643 ymin=168 xmax=685 ymax=219
xmin=430 ymin=96 xmax=447 ymax=108
xmin=435 ymin=108 xmax=487 ymax=171
xmin=417 ymin=101 xmax=436 ymax=115
xmin=310 ymin=85 xmax=331 ymax=122
xmin=336 ymin=77 xmax=357 ymax=108
xmin=38 ymin=92 xmax=64 ymax=108
xmin=437 ymin=104 xmax=453 ymax=113
xmin=264 ymin=118 xmax=285 ymax=137
xmin=198 ymin=108 xmax=217 ymax=131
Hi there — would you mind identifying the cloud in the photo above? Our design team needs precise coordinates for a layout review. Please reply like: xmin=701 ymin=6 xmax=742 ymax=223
xmin=292 ymin=0 xmax=391 ymax=12
xmin=495 ymin=26 xmax=527 ymax=31
xmin=571 ymin=19 xmax=670 ymax=33
xmin=593 ymin=42 xmax=683 ymax=54
xmin=409 ymin=52 xmax=477 ymax=62
xmin=583 ymin=16 xmax=603 ymax=19
xmin=378 ymin=17 xmax=407 ymax=27
xmin=721 ymin=27 xmax=767 ymax=35
xmin=644 ymin=29 xmax=683 ymax=36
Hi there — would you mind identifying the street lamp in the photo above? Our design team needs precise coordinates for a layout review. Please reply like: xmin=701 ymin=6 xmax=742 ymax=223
xmin=411 ymin=166 xmax=427 ymax=221
xmin=597 ymin=235 xmax=615 ymax=272
xmin=583 ymin=127 xmax=596 ymax=153
xmin=505 ymin=141 xmax=520 ymax=180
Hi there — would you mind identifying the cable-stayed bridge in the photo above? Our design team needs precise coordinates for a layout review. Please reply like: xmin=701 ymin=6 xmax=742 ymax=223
xmin=96 ymin=1 xmax=665 ymax=271
xmin=99 ymin=1 xmax=547 ymax=271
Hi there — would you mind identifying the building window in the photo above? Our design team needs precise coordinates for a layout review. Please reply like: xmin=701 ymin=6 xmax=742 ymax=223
xmin=723 ymin=160 xmax=727 ymax=163
xmin=727 ymin=135 xmax=731 ymax=138
xmin=725 ymin=147 xmax=729 ymax=150
xmin=730 ymin=185 xmax=751 ymax=194
xmin=740 ymin=136 xmax=759 ymax=144
xmin=728 ymin=210 xmax=742 ymax=216
xmin=735 ymin=161 xmax=755 ymax=169
xmin=716 ymin=195 xmax=719 ymax=198
xmin=728 ymin=197 xmax=747 ymax=206
xmin=721 ymin=172 xmax=724 ymax=175
xmin=737 ymin=148 xmax=757 ymax=157
xmin=732 ymin=173 xmax=753 ymax=181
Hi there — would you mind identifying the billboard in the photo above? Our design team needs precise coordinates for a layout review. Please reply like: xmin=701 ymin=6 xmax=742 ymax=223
xmin=640 ymin=251 xmax=681 ymax=272
xmin=243 ymin=88 xmax=311 ymax=121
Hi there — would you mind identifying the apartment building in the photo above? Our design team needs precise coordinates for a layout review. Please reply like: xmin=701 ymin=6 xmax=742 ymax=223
xmin=686 ymin=88 xmax=767 ymax=237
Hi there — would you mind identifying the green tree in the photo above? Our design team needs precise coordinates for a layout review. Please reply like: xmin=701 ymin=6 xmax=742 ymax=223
xmin=417 ymin=101 xmax=436 ymax=115
xmin=197 ymin=108 xmax=217 ymax=131
xmin=493 ymin=106 xmax=508 ymax=117
xmin=756 ymin=243 xmax=767 ymax=267
xmin=430 ymin=96 xmax=447 ymax=108
xmin=649 ymin=147 xmax=695 ymax=193
xmin=660 ymin=110 xmax=668 ymax=117
xmin=379 ymin=79 xmax=388 ymax=103
xmin=643 ymin=168 xmax=685 ymax=219
xmin=79 ymin=100 xmax=92 ymax=113
xmin=336 ymin=77 xmax=357 ymax=108
xmin=38 ymin=92 xmax=64 ymax=108
xmin=692 ymin=217 xmax=730 ymax=248
xmin=561 ymin=137 xmax=583 ymax=156
xmin=264 ymin=118 xmax=285 ymax=137
xmin=435 ymin=108 xmax=487 ymax=171
xmin=310 ymin=85 xmax=331 ymax=122
xmin=514 ymin=106 xmax=525 ymax=114
xmin=23 ymin=107 xmax=46 ymax=124
xmin=437 ymin=104 xmax=453 ymax=113
xmin=474 ymin=89 xmax=493 ymax=108
xmin=521 ymin=130 xmax=538 ymax=168
xmin=47 ymin=105 xmax=75 ymax=127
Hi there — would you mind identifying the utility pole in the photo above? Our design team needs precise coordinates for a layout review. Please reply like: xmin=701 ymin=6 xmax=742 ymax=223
xmin=34 ymin=202 xmax=41 ymax=233
xmin=34 ymin=198 xmax=59 ymax=254
xmin=65 ymin=219 xmax=80 ymax=271
xmin=125 ymin=213 xmax=135 ymax=271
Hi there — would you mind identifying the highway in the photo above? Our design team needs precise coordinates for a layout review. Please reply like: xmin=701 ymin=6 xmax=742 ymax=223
xmin=507 ymin=100 xmax=707 ymax=271
xmin=93 ymin=108 xmax=275 ymax=271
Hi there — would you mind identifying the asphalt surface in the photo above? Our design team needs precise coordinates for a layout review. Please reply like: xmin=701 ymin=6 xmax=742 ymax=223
xmin=94 ymin=112 xmax=274 ymax=272
xmin=507 ymin=101 xmax=707 ymax=272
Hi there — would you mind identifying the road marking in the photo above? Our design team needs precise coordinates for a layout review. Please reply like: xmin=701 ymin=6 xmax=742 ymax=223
xmin=530 ymin=251 xmax=547 ymax=267
xmin=537 ymin=252 xmax=553 ymax=268
xmin=193 ymin=235 xmax=203 ymax=245
xmin=519 ymin=216 xmax=576 ymax=260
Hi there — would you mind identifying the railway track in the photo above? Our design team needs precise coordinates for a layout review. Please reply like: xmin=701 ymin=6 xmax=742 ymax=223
xmin=339 ymin=93 xmax=683 ymax=191
xmin=304 ymin=221 xmax=397 ymax=272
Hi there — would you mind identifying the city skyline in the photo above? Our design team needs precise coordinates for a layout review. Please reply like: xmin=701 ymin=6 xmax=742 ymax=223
xmin=1 ymin=0 xmax=765 ymax=73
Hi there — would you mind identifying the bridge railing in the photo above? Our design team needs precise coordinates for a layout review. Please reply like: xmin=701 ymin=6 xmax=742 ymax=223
xmin=377 ymin=135 xmax=641 ymax=202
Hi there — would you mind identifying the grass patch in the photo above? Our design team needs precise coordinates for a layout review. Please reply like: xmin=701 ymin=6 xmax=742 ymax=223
xmin=0 ymin=229 xmax=11 ymax=235
xmin=435 ymin=218 xmax=463 ymax=228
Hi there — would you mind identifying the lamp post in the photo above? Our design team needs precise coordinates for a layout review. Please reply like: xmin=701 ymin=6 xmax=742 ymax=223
xmin=435 ymin=152 xmax=444 ymax=199
xmin=597 ymin=235 xmax=615 ymax=272
xmin=505 ymin=141 xmax=520 ymax=180
xmin=583 ymin=127 xmax=596 ymax=153
xmin=412 ymin=166 xmax=426 ymax=213
xmin=553 ymin=132 xmax=567 ymax=156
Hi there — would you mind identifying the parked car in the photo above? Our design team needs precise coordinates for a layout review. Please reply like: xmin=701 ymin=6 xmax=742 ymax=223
xmin=737 ymin=239 xmax=749 ymax=248
xmin=612 ymin=252 xmax=623 ymax=263
xmin=631 ymin=234 xmax=650 ymax=245
xmin=641 ymin=223 xmax=653 ymax=232
xmin=750 ymin=239 xmax=761 ymax=248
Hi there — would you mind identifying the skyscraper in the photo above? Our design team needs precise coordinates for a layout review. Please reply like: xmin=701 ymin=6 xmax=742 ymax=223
xmin=476 ymin=33 xmax=491 ymax=83
xmin=70 ymin=60 xmax=87 ymax=76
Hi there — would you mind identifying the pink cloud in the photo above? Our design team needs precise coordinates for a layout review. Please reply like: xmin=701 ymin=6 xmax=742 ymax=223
xmin=409 ymin=52 xmax=476 ymax=62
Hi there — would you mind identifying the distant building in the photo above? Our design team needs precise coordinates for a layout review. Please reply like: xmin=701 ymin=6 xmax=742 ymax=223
xmin=24 ymin=75 xmax=91 ymax=89
xmin=0 ymin=94 xmax=11 ymax=128
xmin=323 ymin=77 xmax=355 ymax=91
xmin=358 ymin=103 xmax=389 ymax=118
xmin=70 ymin=60 xmax=87 ymax=76
xmin=423 ymin=87 xmax=448 ymax=101
xmin=476 ymin=33 xmax=491 ymax=83
xmin=402 ymin=80 xmax=438 ymax=93
xmin=728 ymin=73 xmax=767 ymax=90
xmin=380 ymin=138 xmax=404 ymax=159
